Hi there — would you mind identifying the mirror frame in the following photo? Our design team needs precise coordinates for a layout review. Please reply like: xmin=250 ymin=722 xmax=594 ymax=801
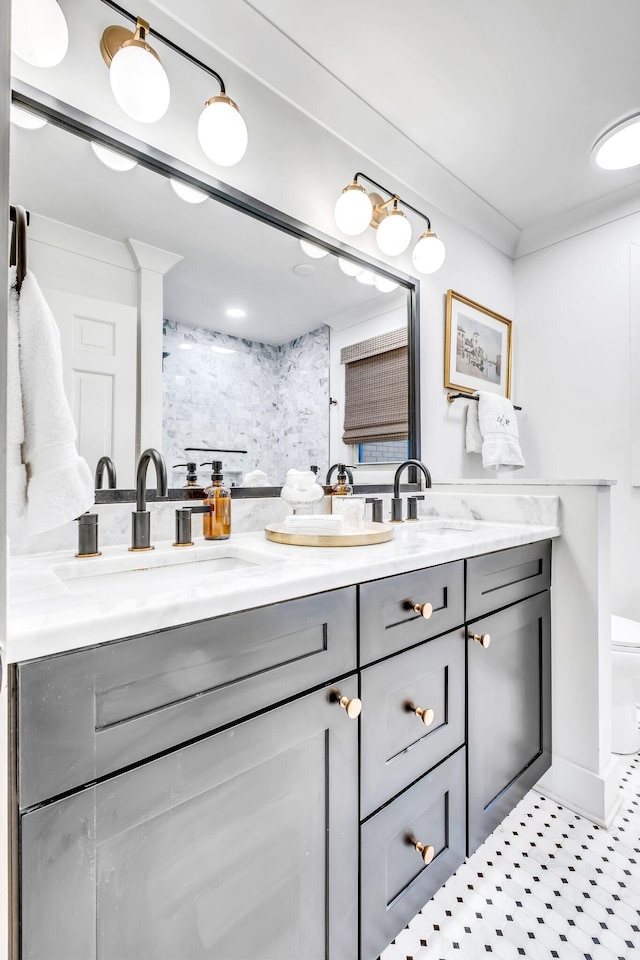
xmin=11 ymin=79 xmax=421 ymax=500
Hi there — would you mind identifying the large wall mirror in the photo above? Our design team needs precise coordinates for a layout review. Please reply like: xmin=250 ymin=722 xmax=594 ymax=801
xmin=9 ymin=84 xmax=420 ymax=497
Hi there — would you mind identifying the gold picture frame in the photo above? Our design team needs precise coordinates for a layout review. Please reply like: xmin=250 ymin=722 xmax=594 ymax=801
xmin=444 ymin=290 xmax=513 ymax=398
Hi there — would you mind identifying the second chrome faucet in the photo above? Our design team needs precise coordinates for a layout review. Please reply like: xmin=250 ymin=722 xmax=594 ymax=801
xmin=130 ymin=448 xmax=168 ymax=551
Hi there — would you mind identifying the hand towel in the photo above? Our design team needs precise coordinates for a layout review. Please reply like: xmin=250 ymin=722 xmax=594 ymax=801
xmin=477 ymin=392 xmax=525 ymax=472
xmin=7 ymin=268 xmax=27 ymax=535
xmin=17 ymin=270 xmax=95 ymax=535
xmin=284 ymin=514 xmax=345 ymax=536
xmin=465 ymin=400 xmax=483 ymax=454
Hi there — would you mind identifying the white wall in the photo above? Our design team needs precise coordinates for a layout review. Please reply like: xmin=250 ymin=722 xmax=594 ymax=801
xmin=514 ymin=213 xmax=640 ymax=619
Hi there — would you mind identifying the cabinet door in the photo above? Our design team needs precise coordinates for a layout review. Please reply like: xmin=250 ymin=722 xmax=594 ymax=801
xmin=20 ymin=679 xmax=359 ymax=960
xmin=467 ymin=591 xmax=551 ymax=854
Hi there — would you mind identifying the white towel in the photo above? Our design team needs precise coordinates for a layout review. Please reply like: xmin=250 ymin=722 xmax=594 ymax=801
xmin=16 ymin=270 xmax=95 ymax=535
xmin=465 ymin=401 xmax=483 ymax=454
xmin=476 ymin=392 xmax=524 ymax=472
xmin=284 ymin=514 xmax=345 ymax=536
xmin=7 ymin=267 xmax=27 ymax=534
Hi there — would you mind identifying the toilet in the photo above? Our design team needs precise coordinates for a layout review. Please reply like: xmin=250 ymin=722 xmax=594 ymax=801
xmin=611 ymin=615 xmax=640 ymax=754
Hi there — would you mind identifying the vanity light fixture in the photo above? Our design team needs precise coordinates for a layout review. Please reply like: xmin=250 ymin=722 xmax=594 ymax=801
xmin=10 ymin=105 xmax=48 ymax=130
xmin=373 ymin=275 xmax=399 ymax=293
xmin=334 ymin=172 xmax=446 ymax=274
xmin=592 ymin=112 xmax=640 ymax=170
xmin=170 ymin=179 xmax=208 ymax=204
xmin=91 ymin=142 xmax=138 ymax=172
xmin=98 ymin=0 xmax=247 ymax=164
xmin=355 ymin=269 xmax=376 ymax=286
xmin=11 ymin=0 xmax=69 ymax=68
xmin=338 ymin=257 xmax=364 ymax=278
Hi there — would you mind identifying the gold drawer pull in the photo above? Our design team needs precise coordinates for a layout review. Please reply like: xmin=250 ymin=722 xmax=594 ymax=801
xmin=337 ymin=695 xmax=362 ymax=719
xmin=470 ymin=632 xmax=491 ymax=648
xmin=414 ymin=706 xmax=435 ymax=726
xmin=411 ymin=601 xmax=433 ymax=619
xmin=414 ymin=841 xmax=435 ymax=865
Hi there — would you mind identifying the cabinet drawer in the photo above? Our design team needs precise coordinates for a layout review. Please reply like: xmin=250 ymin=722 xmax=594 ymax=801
xmin=359 ymin=561 xmax=464 ymax=665
xmin=466 ymin=539 xmax=551 ymax=620
xmin=360 ymin=630 xmax=465 ymax=817
xmin=17 ymin=587 xmax=357 ymax=809
xmin=360 ymin=748 xmax=466 ymax=960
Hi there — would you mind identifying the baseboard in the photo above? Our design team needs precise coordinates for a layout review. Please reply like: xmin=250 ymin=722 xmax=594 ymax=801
xmin=534 ymin=754 xmax=623 ymax=827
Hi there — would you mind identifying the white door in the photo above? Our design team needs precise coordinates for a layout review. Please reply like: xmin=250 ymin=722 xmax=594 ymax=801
xmin=43 ymin=289 xmax=138 ymax=488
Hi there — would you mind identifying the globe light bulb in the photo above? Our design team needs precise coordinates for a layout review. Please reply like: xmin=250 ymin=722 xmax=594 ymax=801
xmin=198 ymin=95 xmax=248 ymax=167
xmin=374 ymin=274 xmax=399 ymax=293
xmin=300 ymin=239 xmax=328 ymax=259
xmin=170 ymin=179 xmax=208 ymax=204
xmin=334 ymin=182 xmax=373 ymax=236
xmin=10 ymin=105 xmax=47 ymax=130
xmin=338 ymin=257 xmax=364 ymax=278
xmin=109 ymin=42 xmax=170 ymax=123
xmin=376 ymin=208 xmax=412 ymax=256
xmin=12 ymin=0 xmax=68 ymax=67
xmin=356 ymin=269 xmax=376 ymax=286
xmin=91 ymin=142 xmax=137 ymax=172
xmin=412 ymin=230 xmax=446 ymax=274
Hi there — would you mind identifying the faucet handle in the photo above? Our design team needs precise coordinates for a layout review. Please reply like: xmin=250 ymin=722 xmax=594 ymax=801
xmin=75 ymin=512 xmax=101 ymax=558
xmin=365 ymin=497 xmax=384 ymax=523
xmin=407 ymin=494 xmax=425 ymax=521
xmin=173 ymin=508 xmax=194 ymax=547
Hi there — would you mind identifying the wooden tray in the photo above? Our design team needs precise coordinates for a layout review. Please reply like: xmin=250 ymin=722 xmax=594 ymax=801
xmin=264 ymin=521 xmax=394 ymax=547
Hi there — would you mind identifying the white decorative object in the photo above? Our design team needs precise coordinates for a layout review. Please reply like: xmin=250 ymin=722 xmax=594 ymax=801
xmin=331 ymin=496 xmax=365 ymax=531
xmin=242 ymin=469 xmax=270 ymax=487
xmin=280 ymin=469 xmax=325 ymax=514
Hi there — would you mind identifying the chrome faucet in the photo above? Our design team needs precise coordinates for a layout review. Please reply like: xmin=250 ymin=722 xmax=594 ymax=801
xmin=130 ymin=448 xmax=168 ymax=551
xmin=391 ymin=459 xmax=432 ymax=522
xmin=94 ymin=455 xmax=117 ymax=489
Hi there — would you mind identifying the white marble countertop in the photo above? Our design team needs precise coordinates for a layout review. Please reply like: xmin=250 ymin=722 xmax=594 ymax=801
xmin=7 ymin=517 xmax=559 ymax=663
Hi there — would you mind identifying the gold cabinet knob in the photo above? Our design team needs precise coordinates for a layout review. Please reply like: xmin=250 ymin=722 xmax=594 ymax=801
xmin=470 ymin=632 xmax=491 ymax=648
xmin=412 ymin=601 xmax=433 ymax=619
xmin=414 ymin=706 xmax=435 ymax=726
xmin=415 ymin=841 xmax=435 ymax=865
xmin=338 ymin=695 xmax=362 ymax=719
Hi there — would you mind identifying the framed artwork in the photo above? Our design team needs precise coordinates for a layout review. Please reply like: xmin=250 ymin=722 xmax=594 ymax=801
xmin=444 ymin=290 xmax=512 ymax=398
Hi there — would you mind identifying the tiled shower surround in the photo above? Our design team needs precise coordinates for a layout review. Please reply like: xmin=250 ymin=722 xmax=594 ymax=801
xmin=163 ymin=320 xmax=329 ymax=487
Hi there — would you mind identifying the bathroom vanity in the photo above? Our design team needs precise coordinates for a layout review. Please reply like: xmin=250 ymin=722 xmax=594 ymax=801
xmin=8 ymin=521 xmax=554 ymax=960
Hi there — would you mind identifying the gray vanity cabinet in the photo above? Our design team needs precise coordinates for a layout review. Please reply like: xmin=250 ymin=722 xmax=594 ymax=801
xmin=20 ymin=677 xmax=360 ymax=960
xmin=467 ymin=563 xmax=552 ymax=854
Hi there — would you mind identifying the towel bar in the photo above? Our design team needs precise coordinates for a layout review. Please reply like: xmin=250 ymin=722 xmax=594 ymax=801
xmin=447 ymin=391 xmax=522 ymax=411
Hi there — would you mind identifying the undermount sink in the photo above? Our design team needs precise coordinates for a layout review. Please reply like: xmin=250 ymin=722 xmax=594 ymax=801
xmin=52 ymin=543 xmax=280 ymax=596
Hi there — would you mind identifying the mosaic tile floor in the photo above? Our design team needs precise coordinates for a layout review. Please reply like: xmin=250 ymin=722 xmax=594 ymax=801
xmin=380 ymin=747 xmax=640 ymax=960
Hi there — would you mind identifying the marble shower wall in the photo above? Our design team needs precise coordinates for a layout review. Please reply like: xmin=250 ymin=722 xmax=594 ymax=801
xmin=163 ymin=321 xmax=329 ymax=487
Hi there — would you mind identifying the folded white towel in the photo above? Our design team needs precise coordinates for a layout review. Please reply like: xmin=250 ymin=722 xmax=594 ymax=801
xmin=7 ymin=267 xmax=27 ymax=535
xmin=17 ymin=271 xmax=95 ymax=535
xmin=477 ymin=392 xmax=524 ymax=472
xmin=465 ymin=401 xmax=483 ymax=454
xmin=284 ymin=514 xmax=345 ymax=536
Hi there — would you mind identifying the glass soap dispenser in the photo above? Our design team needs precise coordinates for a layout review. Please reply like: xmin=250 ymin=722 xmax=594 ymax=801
xmin=331 ymin=464 xmax=353 ymax=499
xmin=200 ymin=460 xmax=231 ymax=540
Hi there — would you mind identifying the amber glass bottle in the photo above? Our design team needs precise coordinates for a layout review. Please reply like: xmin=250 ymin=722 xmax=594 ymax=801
xmin=201 ymin=460 xmax=231 ymax=540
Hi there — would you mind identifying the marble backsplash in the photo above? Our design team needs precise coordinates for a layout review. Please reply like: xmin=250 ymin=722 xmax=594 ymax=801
xmin=163 ymin=320 xmax=329 ymax=487
xmin=8 ymin=490 xmax=559 ymax=556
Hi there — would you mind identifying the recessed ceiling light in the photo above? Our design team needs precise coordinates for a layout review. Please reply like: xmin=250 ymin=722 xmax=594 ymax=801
xmin=226 ymin=308 xmax=246 ymax=318
xmin=299 ymin=239 xmax=328 ymax=259
xmin=293 ymin=263 xmax=315 ymax=277
xmin=91 ymin=142 xmax=137 ymax=172
xmin=593 ymin=113 xmax=640 ymax=170
xmin=10 ymin=105 xmax=47 ymax=129
xmin=170 ymin=179 xmax=208 ymax=204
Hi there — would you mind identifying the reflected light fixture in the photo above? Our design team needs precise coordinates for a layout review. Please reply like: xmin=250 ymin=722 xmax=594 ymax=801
xmin=374 ymin=275 xmax=399 ymax=293
xmin=300 ymin=239 xmax=328 ymax=259
xmin=338 ymin=257 xmax=364 ymax=277
xmin=170 ymin=179 xmax=208 ymax=204
xmin=593 ymin=113 xmax=640 ymax=170
xmin=226 ymin=308 xmax=246 ymax=318
xmin=91 ymin=142 xmax=138 ymax=171
xmin=356 ymin=269 xmax=376 ymax=286
xmin=10 ymin=105 xmax=47 ymax=130
xmin=99 ymin=1 xmax=247 ymax=165
xmin=334 ymin=172 xmax=446 ymax=274
xmin=11 ymin=0 xmax=69 ymax=67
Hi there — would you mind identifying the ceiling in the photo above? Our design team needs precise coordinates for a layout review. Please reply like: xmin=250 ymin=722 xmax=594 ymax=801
xmin=153 ymin=0 xmax=640 ymax=252
xmin=242 ymin=0 xmax=640 ymax=233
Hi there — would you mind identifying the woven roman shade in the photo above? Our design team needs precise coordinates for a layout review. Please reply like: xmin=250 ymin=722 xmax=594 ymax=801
xmin=340 ymin=328 xmax=408 ymax=444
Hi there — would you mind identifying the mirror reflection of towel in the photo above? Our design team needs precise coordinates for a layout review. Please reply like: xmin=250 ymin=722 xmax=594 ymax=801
xmin=466 ymin=392 xmax=524 ymax=472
